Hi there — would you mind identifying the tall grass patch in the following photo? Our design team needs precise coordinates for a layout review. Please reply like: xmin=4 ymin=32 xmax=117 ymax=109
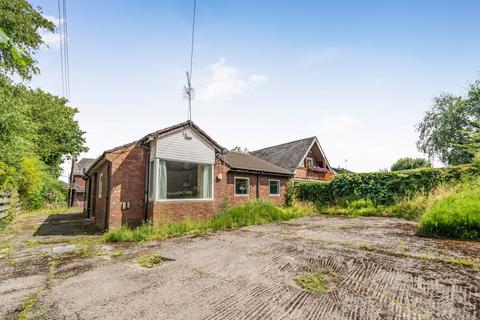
xmin=104 ymin=200 xmax=314 ymax=243
xmin=419 ymin=183 xmax=480 ymax=239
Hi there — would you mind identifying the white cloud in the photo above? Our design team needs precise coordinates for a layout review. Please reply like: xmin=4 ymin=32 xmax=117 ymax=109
xmin=39 ymin=15 xmax=65 ymax=51
xmin=200 ymin=58 xmax=268 ymax=100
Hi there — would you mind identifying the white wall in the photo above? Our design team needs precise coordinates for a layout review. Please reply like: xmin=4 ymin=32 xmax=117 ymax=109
xmin=154 ymin=128 xmax=215 ymax=164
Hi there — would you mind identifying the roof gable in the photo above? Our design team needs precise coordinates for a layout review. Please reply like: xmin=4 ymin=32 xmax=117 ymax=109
xmin=73 ymin=158 xmax=96 ymax=175
xmin=250 ymin=137 xmax=316 ymax=173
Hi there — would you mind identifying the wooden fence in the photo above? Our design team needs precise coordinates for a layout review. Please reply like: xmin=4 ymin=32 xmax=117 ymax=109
xmin=0 ymin=191 xmax=12 ymax=220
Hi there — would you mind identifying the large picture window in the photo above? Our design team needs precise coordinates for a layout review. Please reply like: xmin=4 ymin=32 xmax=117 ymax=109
xmin=234 ymin=177 xmax=249 ymax=196
xmin=153 ymin=160 xmax=213 ymax=200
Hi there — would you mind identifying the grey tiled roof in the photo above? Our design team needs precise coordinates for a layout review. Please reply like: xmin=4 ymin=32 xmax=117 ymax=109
xmin=73 ymin=158 xmax=96 ymax=176
xmin=250 ymin=137 xmax=315 ymax=173
xmin=224 ymin=151 xmax=292 ymax=176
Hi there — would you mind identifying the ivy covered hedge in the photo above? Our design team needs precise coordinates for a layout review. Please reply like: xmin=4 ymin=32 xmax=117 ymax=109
xmin=296 ymin=163 xmax=480 ymax=205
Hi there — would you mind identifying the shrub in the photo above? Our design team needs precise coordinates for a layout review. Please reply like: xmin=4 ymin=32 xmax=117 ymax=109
xmin=419 ymin=183 xmax=480 ymax=239
xmin=297 ymin=163 xmax=480 ymax=206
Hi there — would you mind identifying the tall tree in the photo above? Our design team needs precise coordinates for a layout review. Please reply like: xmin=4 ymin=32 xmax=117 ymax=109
xmin=391 ymin=157 xmax=431 ymax=171
xmin=0 ymin=0 xmax=54 ymax=80
xmin=416 ymin=84 xmax=480 ymax=166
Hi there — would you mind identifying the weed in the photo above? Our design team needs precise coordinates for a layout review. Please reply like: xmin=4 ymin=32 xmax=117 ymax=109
xmin=18 ymin=286 xmax=45 ymax=320
xmin=136 ymin=254 xmax=163 ymax=268
xmin=360 ymin=242 xmax=372 ymax=251
xmin=293 ymin=271 xmax=330 ymax=293
xmin=111 ymin=250 xmax=124 ymax=258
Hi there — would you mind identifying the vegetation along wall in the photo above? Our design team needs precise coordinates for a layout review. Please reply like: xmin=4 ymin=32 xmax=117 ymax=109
xmin=295 ymin=163 xmax=480 ymax=206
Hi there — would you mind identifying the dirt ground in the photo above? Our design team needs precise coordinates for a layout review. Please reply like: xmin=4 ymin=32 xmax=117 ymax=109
xmin=1 ymin=212 xmax=479 ymax=320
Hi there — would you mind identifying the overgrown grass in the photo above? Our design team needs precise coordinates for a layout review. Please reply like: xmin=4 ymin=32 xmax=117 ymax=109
xmin=293 ymin=271 xmax=330 ymax=293
xmin=419 ymin=182 xmax=480 ymax=239
xmin=104 ymin=200 xmax=314 ymax=243
xmin=136 ymin=254 xmax=163 ymax=268
xmin=315 ymin=184 xmax=457 ymax=221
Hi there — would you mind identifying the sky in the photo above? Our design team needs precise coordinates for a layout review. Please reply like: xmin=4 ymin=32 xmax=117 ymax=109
xmin=27 ymin=0 xmax=480 ymax=179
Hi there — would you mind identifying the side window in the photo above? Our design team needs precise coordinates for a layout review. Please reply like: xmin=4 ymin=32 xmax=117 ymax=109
xmin=269 ymin=180 xmax=280 ymax=196
xmin=234 ymin=177 xmax=249 ymax=196
xmin=98 ymin=173 xmax=103 ymax=198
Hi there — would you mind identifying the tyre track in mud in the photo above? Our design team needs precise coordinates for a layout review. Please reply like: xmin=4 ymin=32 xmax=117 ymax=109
xmin=196 ymin=238 xmax=479 ymax=320
xmin=25 ymin=216 xmax=480 ymax=320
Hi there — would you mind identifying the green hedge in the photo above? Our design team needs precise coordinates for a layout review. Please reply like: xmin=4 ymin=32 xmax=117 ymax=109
xmin=296 ymin=163 xmax=480 ymax=205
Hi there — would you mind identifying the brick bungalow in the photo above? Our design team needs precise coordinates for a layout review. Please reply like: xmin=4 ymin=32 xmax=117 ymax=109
xmin=84 ymin=121 xmax=334 ymax=230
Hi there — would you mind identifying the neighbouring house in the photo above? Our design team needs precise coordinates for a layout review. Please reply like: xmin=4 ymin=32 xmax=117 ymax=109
xmin=84 ymin=121 xmax=293 ymax=230
xmin=68 ymin=158 xmax=96 ymax=207
xmin=251 ymin=137 xmax=335 ymax=182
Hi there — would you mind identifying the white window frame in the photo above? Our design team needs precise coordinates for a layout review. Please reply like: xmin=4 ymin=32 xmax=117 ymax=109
xmin=269 ymin=179 xmax=281 ymax=196
xmin=97 ymin=173 xmax=103 ymax=199
xmin=152 ymin=158 xmax=215 ymax=202
xmin=234 ymin=177 xmax=250 ymax=197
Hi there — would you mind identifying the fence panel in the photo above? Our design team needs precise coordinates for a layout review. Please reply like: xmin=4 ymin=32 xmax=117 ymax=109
xmin=0 ymin=191 xmax=12 ymax=220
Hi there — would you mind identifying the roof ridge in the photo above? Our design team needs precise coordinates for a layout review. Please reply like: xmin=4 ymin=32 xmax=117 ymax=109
xmin=252 ymin=136 xmax=316 ymax=153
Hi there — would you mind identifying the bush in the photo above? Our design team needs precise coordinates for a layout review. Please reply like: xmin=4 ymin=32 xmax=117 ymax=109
xmin=297 ymin=163 xmax=480 ymax=206
xmin=419 ymin=183 xmax=480 ymax=239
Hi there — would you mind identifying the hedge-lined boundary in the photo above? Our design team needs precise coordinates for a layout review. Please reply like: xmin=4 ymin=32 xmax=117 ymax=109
xmin=296 ymin=163 xmax=480 ymax=205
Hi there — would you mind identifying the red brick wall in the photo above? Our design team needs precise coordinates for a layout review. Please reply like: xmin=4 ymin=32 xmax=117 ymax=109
xmin=109 ymin=143 xmax=147 ymax=229
xmin=149 ymin=159 xmax=289 ymax=225
xmin=295 ymin=167 xmax=334 ymax=181
xmin=72 ymin=192 xmax=84 ymax=207
xmin=92 ymin=163 xmax=108 ymax=229
xmin=224 ymin=172 xmax=287 ymax=206
xmin=73 ymin=175 xmax=85 ymax=190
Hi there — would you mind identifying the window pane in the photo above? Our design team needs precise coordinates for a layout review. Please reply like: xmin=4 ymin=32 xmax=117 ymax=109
xmin=163 ymin=160 xmax=212 ymax=199
xmin=269 ymin=180 xmax=280 ymax=195
xmin=158 ymin=160 xmax=167 ymax=199
xmin=235 ymin=178 xmax=249 ymax=195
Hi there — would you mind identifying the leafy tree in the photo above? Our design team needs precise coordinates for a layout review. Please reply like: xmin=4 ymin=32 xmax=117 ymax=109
xmin=416 ymin=82 xmax=480 ymax=165
xmin=0 ymin=75 xmax=87 ymax=205
xmin=391 ymin=157 xmax=431 ymax=171
xmin=0 ymin=0 xmax=54 ymax=79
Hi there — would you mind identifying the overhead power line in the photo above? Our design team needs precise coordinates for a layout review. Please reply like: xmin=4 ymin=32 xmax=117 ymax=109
xmin=58 ymin=0 xmax=71 ymax=98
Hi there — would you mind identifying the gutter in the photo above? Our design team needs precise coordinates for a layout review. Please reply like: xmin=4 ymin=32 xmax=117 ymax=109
xmin=143 ymin=144 xmax=151 ymax=222
xmin=228 ymin=168 xmax=293 ymax=177
xmin=104 ymin=163 xmax=111 ymax=231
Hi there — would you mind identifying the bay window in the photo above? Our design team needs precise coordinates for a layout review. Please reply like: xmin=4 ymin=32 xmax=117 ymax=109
xmin=150 ymin=159 xmax=213 ymax=200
